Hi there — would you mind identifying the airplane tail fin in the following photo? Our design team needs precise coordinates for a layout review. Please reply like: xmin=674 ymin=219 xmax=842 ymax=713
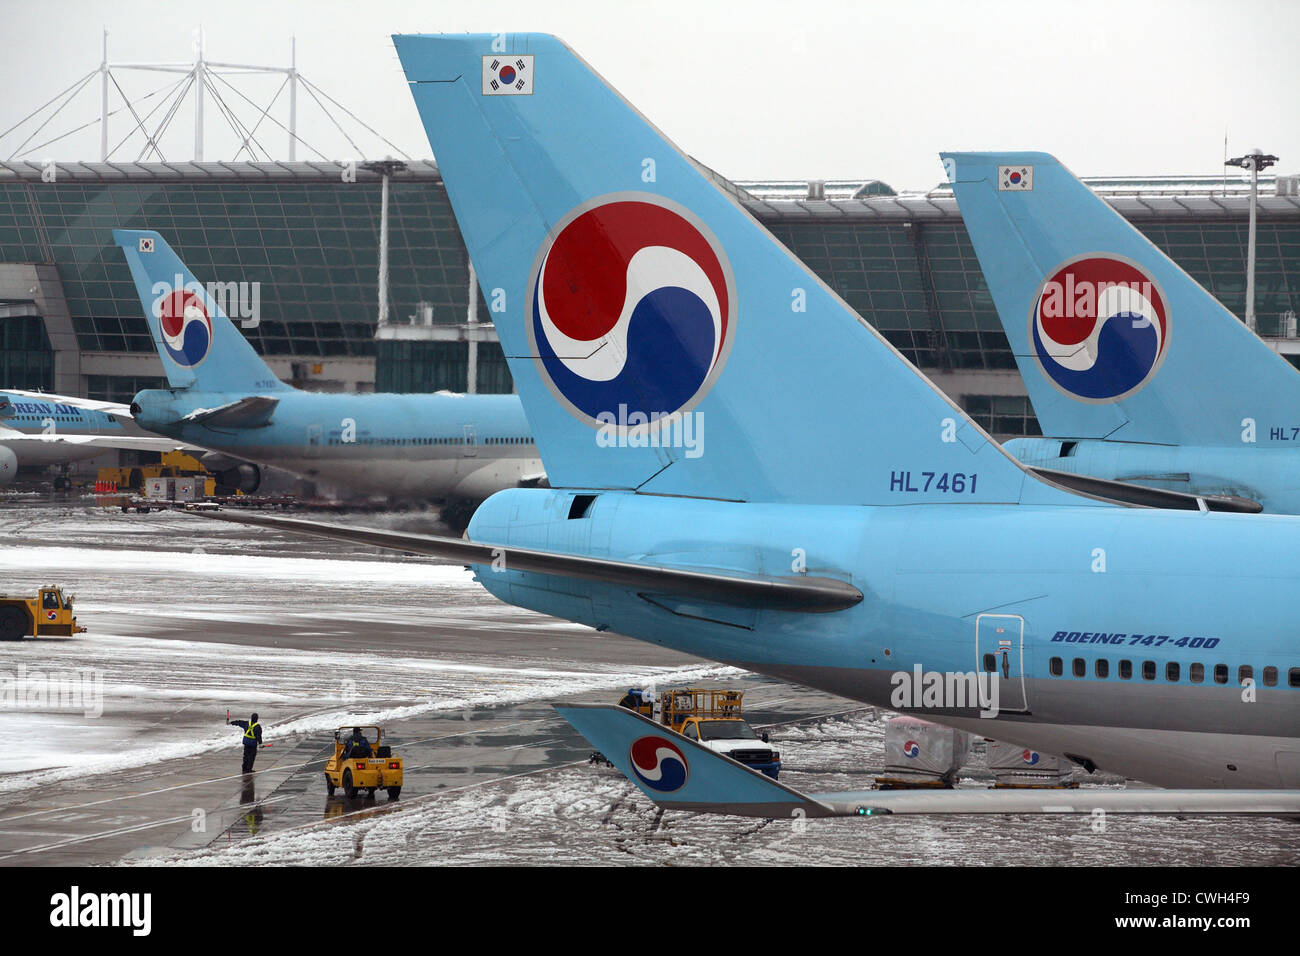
xmin=393 ymin=34 xmax=1040 ymax=506
xmin=944 ymin=152 xmax=1300 ymax=446
xmin=113 ymin=229 xmax=290 ymax=394
xmin=554 ymin=704 xmax=832 ymax=818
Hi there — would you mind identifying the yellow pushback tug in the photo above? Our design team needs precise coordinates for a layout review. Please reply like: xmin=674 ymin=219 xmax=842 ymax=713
xmin=0 ymin=586 xmax=85 ymax=640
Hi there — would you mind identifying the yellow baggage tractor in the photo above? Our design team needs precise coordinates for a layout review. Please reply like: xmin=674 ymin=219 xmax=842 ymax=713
xmin=323 ymin=726 xmax=403 ymax=800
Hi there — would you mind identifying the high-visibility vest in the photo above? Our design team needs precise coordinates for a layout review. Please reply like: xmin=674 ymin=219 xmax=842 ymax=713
xmin=244 ymin=721 xmax=259 ymax=741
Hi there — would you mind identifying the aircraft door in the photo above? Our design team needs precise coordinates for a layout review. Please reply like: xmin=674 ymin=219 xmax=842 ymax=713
xmin=306 ymin=424 xmax=322 ymax=458
xmin=975 ymin=613 xmax=1029 ymax=713
xmin=462 ymin=424 xmax=477 ymax=457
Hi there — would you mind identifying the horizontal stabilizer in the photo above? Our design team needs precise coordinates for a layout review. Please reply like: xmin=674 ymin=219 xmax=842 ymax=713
xmin=192 ymin=509 xmax=863 ymax=613
xmin=1032 ymin=467 xmax=1262 ymax=513
xmin=181 ymin=396 xmax=279 ymax=429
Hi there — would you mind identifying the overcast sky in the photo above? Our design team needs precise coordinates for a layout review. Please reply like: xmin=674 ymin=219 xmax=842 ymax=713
xmin=1 ymin=0 xmax=1296 ymax=190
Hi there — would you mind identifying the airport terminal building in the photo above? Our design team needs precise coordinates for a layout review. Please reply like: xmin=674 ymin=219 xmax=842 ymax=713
xmin=1 ymin=159 xmax=1298 ymax=439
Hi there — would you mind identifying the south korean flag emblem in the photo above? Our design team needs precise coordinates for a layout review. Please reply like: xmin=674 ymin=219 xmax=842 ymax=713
xmin=482 ymin=55 xmax=534 ymax=95
xmin=998 ymin=165 xmax=1034 ymax=191
xmin=138 ymin=236 xmax=155 ymax=253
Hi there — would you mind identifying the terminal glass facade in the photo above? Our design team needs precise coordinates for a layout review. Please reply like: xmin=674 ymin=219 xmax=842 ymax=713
xmin=0 ymin=314 xmax=53 ymax=391
xmin=0 ymin=176 xmax=472 ymax=358
xmin=0 ymin=167 xmax=1297 ymax=434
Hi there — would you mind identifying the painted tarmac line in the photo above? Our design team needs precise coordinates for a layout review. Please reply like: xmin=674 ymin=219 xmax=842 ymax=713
xmin=0 ymin=793 xmax=299 ymax=860
xmin=0 ymin=747 xmax=332 ymax=824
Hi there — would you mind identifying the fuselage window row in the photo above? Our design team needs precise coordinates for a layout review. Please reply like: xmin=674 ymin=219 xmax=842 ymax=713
xmin=322 ymin=436 xmax=531 ymax=447
xmin=1048 ymin=657 xmax=1296 ymax=687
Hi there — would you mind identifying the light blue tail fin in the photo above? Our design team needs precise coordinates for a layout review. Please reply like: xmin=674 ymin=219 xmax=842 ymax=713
xmin=393 ymin=34 xmax=1036 ymax=506
xmin=113 ymin=229 xmax=290 ymax=394
xmin=554 ymin=704 xmax=830 ymax=818
xmin=945 ymin=151 xmax=1300 ymax=446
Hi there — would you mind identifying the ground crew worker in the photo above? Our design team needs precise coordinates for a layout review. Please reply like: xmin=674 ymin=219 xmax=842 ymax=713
xmin=342 ymin=726 xmax=371 ymax=760
xmin=229 ymin=712 xmax=263 ymax=772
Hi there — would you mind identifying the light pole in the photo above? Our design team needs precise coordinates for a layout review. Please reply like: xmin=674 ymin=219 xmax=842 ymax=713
xmin=362 ymin=159 xmax=408 ymax=329
xmin=1225 ymin=148 xmax=1278 ymax=332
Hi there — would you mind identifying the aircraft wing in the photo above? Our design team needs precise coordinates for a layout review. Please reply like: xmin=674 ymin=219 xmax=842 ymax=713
xmin=192 ymin=509 xmax=863 ymax=613
xmin=181 ymin=396 xmax=279 ymax=429
xmin=809 ymin=787 xmax=1300 ymax=816
xmin=3 ymin=389 xmax=133 ymax=420
xmin=556 ymin=704 xmax=1300 ymax=818
xmin=0 ymin=428 xmax=197 ymax=454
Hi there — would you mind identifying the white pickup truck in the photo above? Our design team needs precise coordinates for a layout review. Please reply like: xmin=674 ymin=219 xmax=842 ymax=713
xmin=612 ymin=686 xmax=782 ymax=779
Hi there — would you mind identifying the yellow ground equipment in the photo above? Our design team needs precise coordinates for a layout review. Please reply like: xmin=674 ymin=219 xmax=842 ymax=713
xmin=614 ymin=686 xmax=782 ymax=779
xmin=323 ymin=726 xmax=403 ymax=800
xmin=661 ymin=687 xmax=744 ymax=728
xmin=96 ymin=450 xmax=213 ymax=493
xmin=0 ymin=586 xmax=86 ymax=640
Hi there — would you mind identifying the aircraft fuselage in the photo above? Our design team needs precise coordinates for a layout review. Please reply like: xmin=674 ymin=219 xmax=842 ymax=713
xmin=133 ymin=388 xmax=542 ymax=500
xmin=468 ymin=488 xmax=1300 ymax=790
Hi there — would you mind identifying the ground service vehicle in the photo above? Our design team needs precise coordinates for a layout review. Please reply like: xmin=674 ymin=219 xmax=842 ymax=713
xmin=620 ymin=687 xmax=781 ymax=778
xmin=0 ymin=586 xmax=85 ymax=640
xmin=323 ymin=726 xmax=403 ymax=800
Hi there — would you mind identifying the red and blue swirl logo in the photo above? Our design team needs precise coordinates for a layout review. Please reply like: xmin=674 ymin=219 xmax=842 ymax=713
xmin=1029 ymin=255 xmax=1169 ymax=402
xmin=628 ymin=735 xmax=689 ymax=792
xmin=1022 ymin=749 xmax=1040 ymax=766
xmin=529 ymin=194 xmax=735 ymax=427
xmin=156 ymin=288 xmax=214 ymax=368
xmin=903 ymin=740 xmax=921 ymax=758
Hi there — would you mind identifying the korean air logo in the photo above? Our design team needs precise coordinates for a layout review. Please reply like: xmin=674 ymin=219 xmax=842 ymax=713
xmin=156 ymin=289 xmax=214 ymax=368
xmin=1022 ymin=749 xmax=1040 ymax=766
xmin=528 ymin=193 xmax=736 ymax=431
xmin=1029 ymin=254 xmax=1169 ymax=403
xmin=903 ymin=740 xmax=921 ymax=758
xmin=628 ymin=735 xmax=689 ymax=793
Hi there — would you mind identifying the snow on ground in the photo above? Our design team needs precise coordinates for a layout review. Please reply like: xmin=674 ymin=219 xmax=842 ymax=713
xmin=130 ymin=714 xmax=1300 ymax=868
xmin=11 ymin=546 xmax=465 ymax=588
xmin=0 ymin=509 xmax=732 ymax=791
xmin=9 ymin=504 xmax=1300 ymax=867
xmin=0 ymin=627 xmax=736 ymax=790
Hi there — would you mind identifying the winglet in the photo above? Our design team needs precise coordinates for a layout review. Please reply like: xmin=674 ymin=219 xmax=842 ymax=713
xmin=556 ymin=704 xmax=1300 ymax=819
xmin=554 ymin=703 xmax=833 ymax=818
